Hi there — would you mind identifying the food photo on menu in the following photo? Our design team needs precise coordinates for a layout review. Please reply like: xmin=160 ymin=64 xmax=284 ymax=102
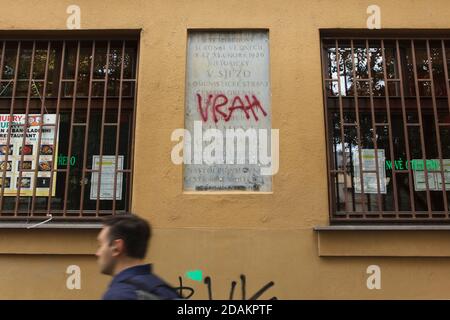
xmin=0 ymin=145 xmax=13 ymax=155
xmin=0 ymin=177 xmax=10 ymax=188
xmin=38 ymin=161 xmax=52 ymax=171
xmin=39 ymin=145 xmax=53 ymax=155
xmin=17 ymin=177 xmax=31 ymax=188
xmin=0 ymin=161 xmax=12 ymax=171
xmin=18 ymin=161 xmax=32 ymax=170
xmin=19 ymin=145 xmax=33 ymax=155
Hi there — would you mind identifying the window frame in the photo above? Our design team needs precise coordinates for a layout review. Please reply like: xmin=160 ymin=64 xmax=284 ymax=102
xmin=0 ymin=31 xmax=140 ymax=222
xmin=321 ymin=31 xmax=450 ymax=223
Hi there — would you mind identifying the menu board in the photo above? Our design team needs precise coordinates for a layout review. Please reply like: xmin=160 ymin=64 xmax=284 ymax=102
xmin=0 ymin=114 xmax=58 ymax=196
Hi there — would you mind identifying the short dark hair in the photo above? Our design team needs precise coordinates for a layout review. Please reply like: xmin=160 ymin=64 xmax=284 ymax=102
xmin=102 ymin=215 xmax=151 ymax=259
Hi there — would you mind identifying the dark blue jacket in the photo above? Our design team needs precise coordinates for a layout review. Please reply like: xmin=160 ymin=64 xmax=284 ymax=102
xmin=102 ymin=264 xmax=180 ymax=300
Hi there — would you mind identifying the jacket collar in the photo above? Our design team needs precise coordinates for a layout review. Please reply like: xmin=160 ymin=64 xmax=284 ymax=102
xmin=110 ymin=264 xmax=153 ymax=285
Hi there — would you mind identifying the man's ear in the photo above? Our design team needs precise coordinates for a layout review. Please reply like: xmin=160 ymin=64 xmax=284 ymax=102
xmin=111 ymin=239 xmax=125 ymax=257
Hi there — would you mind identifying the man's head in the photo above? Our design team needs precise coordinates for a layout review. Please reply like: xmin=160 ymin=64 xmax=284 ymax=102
xmin=96 ymin=215 xmax=152 ymax=275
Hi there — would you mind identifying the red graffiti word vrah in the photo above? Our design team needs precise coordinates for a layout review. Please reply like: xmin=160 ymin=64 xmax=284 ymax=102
xmin=196 ymin=94 xmax=268 ymax=123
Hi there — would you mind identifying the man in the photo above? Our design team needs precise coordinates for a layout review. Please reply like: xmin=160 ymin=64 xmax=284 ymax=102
xmin=96 ymin=214 xmax=180 ymax=300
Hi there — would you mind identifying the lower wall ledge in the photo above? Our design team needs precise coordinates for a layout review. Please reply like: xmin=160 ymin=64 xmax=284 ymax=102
xmin=0 ymin=222 xmax=102 ymax=229
xmin=315 ymin=225 xmax=450 ymax=257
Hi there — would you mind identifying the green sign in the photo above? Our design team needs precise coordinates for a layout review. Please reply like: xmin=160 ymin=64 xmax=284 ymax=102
xmin=385 ymin=159 xmax=440 ymax=171
xmin=58 ymin=155 xmax=77 ymax=167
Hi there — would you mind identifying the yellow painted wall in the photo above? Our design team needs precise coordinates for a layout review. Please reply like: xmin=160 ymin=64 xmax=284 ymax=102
xmin=1 ymin=0 xmax=450 ymax=299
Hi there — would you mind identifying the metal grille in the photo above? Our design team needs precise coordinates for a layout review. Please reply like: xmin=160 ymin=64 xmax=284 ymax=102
xmin=322 ymin=36 xmax=450 ymax=223
xmin=0 ymin=35 xmax=138 ymax=221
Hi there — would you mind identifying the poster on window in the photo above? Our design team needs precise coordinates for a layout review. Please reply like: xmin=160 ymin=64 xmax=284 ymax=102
xmin=414 ymin=159 xmax=450 ymax=191
xmin=90 ymin=155 xmax=124 ymax=200
xmin=352 ymin=149 xmax=387 ymax=194
xmin=436 ymin=160 xmax=450 ymax=191
xmin=0 ymin=114 xmax=58 ymax=196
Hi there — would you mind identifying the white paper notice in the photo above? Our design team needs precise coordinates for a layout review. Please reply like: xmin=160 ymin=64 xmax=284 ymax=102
xmin=436 ymin=159 xmax=450 ymax=191
xmin=90 ymin=155 xmax=123 ymax=200
xmin=353 ymin=149 xmax=387 ymax=194
xmin=414 ymin=159 xmax=450 ymax=191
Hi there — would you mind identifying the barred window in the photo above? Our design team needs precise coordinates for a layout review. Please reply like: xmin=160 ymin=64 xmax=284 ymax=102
xmin=0 ymin=34 xmax=138 ymax=222
xmin=322 ymin=35 xmax=450 ymax=223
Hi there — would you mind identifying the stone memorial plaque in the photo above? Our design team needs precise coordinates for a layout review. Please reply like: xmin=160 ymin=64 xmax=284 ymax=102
xmin=184 ymin=31 xmax=271 ymax=191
